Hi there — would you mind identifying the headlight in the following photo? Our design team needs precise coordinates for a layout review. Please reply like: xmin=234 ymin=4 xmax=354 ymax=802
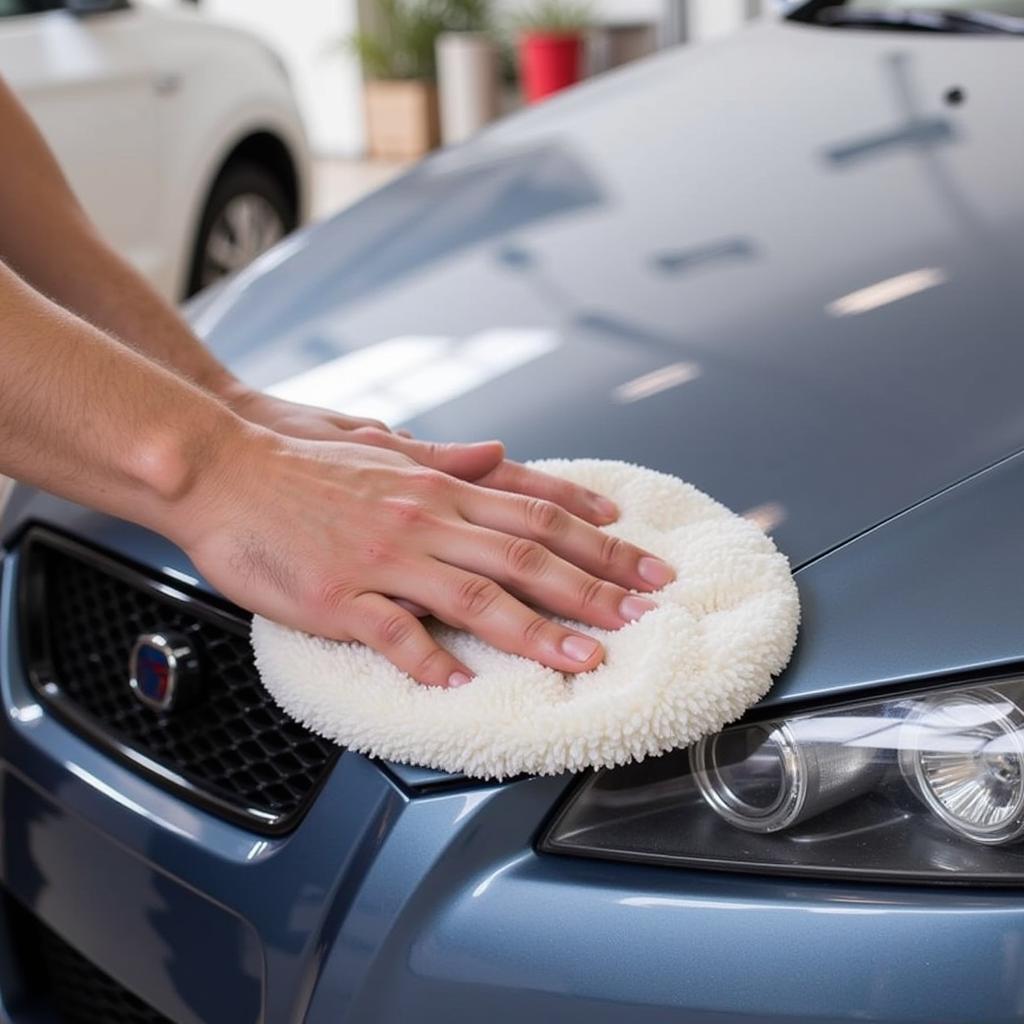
xmin=901 ymin=689 xmax=1024 ymax=845
xmin=691 ymin=718 xmax=881 ymax=833
xmin=540 ymin=678 xmax=1024 ymax=883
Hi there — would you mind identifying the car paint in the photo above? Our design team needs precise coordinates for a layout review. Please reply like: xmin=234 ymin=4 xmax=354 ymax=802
xmin=3 ymin=14 xmax=1024 ymax=1023
xmin=186 ymin=20 xmax=1024 ymax=570
xmin=0 ymin=2 xmax=311 ymax=299
xmin=6 ymin=475 xmax=1024 ymax=1022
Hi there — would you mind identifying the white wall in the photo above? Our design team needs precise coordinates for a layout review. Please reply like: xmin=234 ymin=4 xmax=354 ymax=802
xmin=689 ymin=0 xmax=762 ymax=41
xmin=199 ymin=0 xmax=364 ymax=157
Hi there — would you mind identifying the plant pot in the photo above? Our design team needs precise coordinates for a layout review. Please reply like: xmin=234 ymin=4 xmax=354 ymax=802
xmin=519 ymin=31 xmax=583 ymax=105
xmin=364 ymin=79 xmax=440 ymax=160
xmin=436 ymin=31 xmax=500 ymax=146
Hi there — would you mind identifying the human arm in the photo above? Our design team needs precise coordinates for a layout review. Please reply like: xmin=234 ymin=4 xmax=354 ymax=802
xmin=0 ymin=260 xmax=673 ymax=686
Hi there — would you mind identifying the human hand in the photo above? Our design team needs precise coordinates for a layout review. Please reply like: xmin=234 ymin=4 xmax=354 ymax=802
xmin=224 ymin=387 xmax=622 ymax=526
xmin=175 ymin=426 xmax=675 ymax=688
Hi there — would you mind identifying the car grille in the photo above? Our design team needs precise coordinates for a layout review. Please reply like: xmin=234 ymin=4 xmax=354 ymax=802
xmin=8 ymin=896 xmax=172 ymax=1024
xmin=17 ymin=527 xmax=340 ymax=832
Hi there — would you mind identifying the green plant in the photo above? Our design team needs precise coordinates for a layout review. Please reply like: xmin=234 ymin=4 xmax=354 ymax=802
xmin=444 ymin=0 xmax=491 ymax=31
xmin=348 ymin=0 xmax=492 ymax=81
xmin=510 ymin=0 xmax=593 ymax=32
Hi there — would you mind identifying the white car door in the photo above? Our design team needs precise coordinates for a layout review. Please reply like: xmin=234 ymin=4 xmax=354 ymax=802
xmin=0 ymin=1 xmax=165 ymax=280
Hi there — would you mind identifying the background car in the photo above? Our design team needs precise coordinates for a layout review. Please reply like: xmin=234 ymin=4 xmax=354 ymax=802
xmin=0 ymin=0 xmax=311 ymax=300
xmin=4 ymin=2 xmax=1024 ymax=1022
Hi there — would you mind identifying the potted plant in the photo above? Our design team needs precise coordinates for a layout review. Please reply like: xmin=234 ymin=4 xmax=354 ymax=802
xmin=512 ymin=0 xmax=593 ymax=105
xmin=349 ymin=0 xmax=450 ymax=160
xmin=435 ymin=0 xmax=500 ymax=145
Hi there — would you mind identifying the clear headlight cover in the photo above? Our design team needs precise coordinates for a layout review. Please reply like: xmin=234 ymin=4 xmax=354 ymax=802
xmin=540 ymin=678 xmax=1024 ymax=883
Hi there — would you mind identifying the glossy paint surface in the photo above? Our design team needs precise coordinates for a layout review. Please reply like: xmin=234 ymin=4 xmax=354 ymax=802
xmin=3 ymin=16 xmax=1024 ymax=1023
xmin=186 ymin=20 xmax=1024 ymax=568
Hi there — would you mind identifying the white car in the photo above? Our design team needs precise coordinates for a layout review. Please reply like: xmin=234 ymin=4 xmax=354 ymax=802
xmin=0 ymin=0 xmax=312 ymax=299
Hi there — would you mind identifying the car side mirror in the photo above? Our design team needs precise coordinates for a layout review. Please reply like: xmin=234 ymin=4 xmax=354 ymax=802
xmin=64 ymin=0 xmax=130 ymax=15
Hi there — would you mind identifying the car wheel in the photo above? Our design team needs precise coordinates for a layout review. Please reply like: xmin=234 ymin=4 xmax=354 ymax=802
xmin=186 ymin=161 xmax=296 ymax=297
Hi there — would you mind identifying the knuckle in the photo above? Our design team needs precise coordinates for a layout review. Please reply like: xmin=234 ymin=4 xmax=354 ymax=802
xmin=504 ymin=537 xmax=548 ymax=578
xmin=313 ymin=576 xmax=359 ymax=614
xmin=577 ymin=575 xmax=608 ymax=611
xmin=373 ymin=612 xmax=414 ymax=649
xmin=524 ymin=497 xmax=563 ymax=537
xmin=521 ymin=614 xmax=550 ymax=647
xmin=599 ymin=532 xmax=627 ymax=569
xmin=412 ymin=646 xmax=449 ymax=681
xmin=454 ymin=576 xmax=502 ymax=618
xmin=409 ymin=467 xmax=445 ymax=494
xmin=384 ymin=496 xmax=430 ymax=526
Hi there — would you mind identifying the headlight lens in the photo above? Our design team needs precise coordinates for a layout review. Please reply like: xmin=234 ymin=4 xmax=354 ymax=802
xmin=540 ymin=679 xmax=1024 ymax=882
xmin=693 ymin=724 xmax=805 ymax=831
xmin=901 ymin=689 xmax=1024 ymax=845
xmin=691 ymin=717 xmax=882 ymax=833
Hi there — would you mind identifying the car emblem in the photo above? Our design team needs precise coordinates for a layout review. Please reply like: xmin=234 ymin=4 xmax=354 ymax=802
xmin=129 ymin=632 xmax=200 ymax=712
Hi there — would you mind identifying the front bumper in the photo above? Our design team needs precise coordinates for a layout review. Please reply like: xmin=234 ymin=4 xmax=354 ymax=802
xmin=2 ymin=547 xmax=1024 ymax=1024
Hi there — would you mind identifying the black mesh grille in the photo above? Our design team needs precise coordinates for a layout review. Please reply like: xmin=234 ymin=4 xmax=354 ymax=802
xmin=9 ymin=898 xmax=172 ymax=1024
xmin=18 ymin=528 xmax=340 ymax=831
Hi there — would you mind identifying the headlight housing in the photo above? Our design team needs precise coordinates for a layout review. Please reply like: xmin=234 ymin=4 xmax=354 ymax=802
xmin=540 ymin=678 xmax=1024 ymax=883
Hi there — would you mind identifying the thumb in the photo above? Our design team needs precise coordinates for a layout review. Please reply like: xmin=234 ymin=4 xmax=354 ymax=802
xmin=402 ymin=437 xmax=506 ymax=479
xmin=355 ymin=428 xmax=506 ymax=480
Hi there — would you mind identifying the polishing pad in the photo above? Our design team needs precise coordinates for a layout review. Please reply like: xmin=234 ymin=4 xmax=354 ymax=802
xmin=251 ymin=460 xmax=800 ymax=780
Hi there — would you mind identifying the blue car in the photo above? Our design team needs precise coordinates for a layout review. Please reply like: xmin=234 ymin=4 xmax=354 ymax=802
xmin=4 ymin=2 xmax=1024 ymax=1021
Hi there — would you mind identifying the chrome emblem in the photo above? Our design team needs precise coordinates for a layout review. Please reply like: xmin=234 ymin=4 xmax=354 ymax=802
xmin=129 ymin=632 xmax=199 ymax=711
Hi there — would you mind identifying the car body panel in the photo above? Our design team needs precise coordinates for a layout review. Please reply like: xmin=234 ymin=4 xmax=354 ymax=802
xmin=5 ymin=546 xmax=1024 ymax=1023
xmin=0 ymin=3 xmax=310 ymax=299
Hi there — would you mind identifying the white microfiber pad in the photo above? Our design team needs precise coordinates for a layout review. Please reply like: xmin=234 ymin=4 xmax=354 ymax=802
xmin=251 ymin=460 xmax=800 ymax=780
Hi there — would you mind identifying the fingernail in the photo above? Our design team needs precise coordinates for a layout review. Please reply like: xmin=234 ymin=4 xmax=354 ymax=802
xmin=619 ymin=595 xmax=657 ymax=622
xmin=638 ymin=556 xmax=675 ymax=587
xmin=448 ymin=671 xmax=473 ymax=688
xmin=591 ymin=495 xmax=619 ymax=521
xmin=561 ymin=634 xmax=601 ymax=663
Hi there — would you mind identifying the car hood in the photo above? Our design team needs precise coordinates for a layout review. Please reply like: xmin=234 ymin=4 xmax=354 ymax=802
xmin=180 ymin=19 xmax=1024 ymax=569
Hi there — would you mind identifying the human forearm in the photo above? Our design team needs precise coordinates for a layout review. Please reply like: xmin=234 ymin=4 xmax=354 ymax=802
xmin=0 ymin=78 xmax=239 ymax=396
xmin=0 ymin=259 xmax=245 ymax=536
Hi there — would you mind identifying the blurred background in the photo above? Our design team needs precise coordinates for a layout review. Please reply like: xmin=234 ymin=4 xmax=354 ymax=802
xmin=0 ymin=0 xmax=785 ymax=296
xmin=182 ymin=0 xmax=776 ymax=168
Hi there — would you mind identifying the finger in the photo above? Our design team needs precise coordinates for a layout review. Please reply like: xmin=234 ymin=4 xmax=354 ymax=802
xmin=392 ymin=597 xmax=430 ymax=618
xmin=347 ymin=593 xmax=473 ymax=688
xmin=344 ymin=414 xmax=391 ymax=433
xmin=404 ymin=564 xmax=606 ymax=674
xmin=353 ymin=427 xmax=505 ymax=480
xmin=473 ymin=459 xmax=621 ymax=526
xmin=396 ymin=429 xmax=414 ymax=438
xmin=435 ymin=523 xmax=657 ymax=630
xmin=457 ymin=489 xmax=676 ymax=593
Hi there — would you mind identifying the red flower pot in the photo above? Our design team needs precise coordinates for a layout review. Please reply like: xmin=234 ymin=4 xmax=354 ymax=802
xmin=519 ymin=31 xmax=583 ymax=104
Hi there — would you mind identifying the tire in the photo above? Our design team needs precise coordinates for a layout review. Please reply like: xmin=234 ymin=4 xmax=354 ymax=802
xmin=186 ymin=160 xmax=296 ymax=298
